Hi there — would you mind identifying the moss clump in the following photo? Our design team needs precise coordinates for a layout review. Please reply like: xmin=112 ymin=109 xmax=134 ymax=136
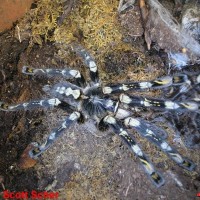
xmin=30 ymin=0 xmax=63 ymax=44
xmin=17 ymin=0 xmax=123 ymax=52
xmin=15 ymin=0 xmax=63 ymax=45
xmin=54 ymin=0 xmax=122 ymax=53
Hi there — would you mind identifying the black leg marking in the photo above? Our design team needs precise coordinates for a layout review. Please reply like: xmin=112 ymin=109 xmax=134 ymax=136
xmin=172 ymin=74 xmax=191 ymax=85
xmin=98 ymin=117 xmax=109 ymax=131
xmin=58 ymin=101 xmax=72 ymax=111
xmin=77 ymin=112 xmax=85 ymax=123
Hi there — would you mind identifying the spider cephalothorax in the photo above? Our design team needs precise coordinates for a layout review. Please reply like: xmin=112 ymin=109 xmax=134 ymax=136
xmin=0 ymin=44 xmax=199 ymax=187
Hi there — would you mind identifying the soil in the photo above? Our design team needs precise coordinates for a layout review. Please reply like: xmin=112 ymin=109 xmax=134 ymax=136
xmin=0 ymin=6 xmax=200 ymax=200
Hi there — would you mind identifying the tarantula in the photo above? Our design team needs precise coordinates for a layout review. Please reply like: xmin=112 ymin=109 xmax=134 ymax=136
xmin=1 ymin=44 xmax=199 ymax=187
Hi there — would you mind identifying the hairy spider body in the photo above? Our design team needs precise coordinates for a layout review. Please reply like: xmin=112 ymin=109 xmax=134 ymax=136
xmin=0 ymin=44 xmax=199 ymax=188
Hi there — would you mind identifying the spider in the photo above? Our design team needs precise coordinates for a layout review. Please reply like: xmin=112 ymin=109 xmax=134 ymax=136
xmin=0 ymin=44 xmax=199 ymax=188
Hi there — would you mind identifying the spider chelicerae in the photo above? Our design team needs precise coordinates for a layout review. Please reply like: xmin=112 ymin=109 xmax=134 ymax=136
xmin=1 ymin=44 xmax=199 ymax=187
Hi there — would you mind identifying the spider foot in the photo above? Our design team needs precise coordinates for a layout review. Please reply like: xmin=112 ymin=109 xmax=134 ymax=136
xmin=28 ymin=142 xmax=44 ymax=159
xmin=149 ymin=172 xmax=165 ymax=188
xmin=0 ymin=102 xmax=9 ymax=111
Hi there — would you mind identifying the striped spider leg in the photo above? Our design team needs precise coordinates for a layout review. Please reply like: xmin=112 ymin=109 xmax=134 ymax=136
xmin=102 ymin=73 xmax=200 ymax=95
xmin=72 ymin=43 xmax=99 ymax=83
xmin=22 ymin=43 xmax=100 ymax=87
xmin=27 ymin=82 xmax=84 ymax=158
xmin=119 ymin=94 xmax=200 ymax=112
xmin=103 ymin=115 xmax=165 ymax=187
xmin=0 ymin=42 xmax=100 ymax=111
xmin=0 ymin=96 xmax=81 ymax=161
xmin=124 ymin=117 xmax=196 ymax=171
xmin=29 ymin=111 xmax=81 ymax=158
xmin=0 ymin=98 xmax=61 ymax=111
xmin=22 ymin=65 xmax=86 ymax=87
xmin=22 ymin=44 xmax=98 ymax=87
